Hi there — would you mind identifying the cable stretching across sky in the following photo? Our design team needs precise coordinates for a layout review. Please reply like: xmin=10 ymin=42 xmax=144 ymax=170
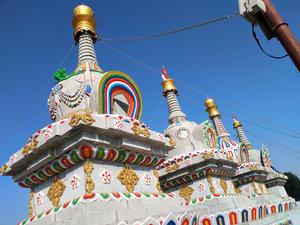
xmin=101 ymin=13 xmax=240 ymax=42
xmin=99 ymin=40 xmax=300 ymax=141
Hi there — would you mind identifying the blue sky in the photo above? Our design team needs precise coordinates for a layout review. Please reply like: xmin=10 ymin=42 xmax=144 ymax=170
xmin=0 ymin=0 xmax=299 ymax=224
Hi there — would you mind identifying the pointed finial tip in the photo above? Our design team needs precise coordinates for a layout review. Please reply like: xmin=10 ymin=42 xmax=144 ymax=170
xmin=161 ymin=66 xmax=170 ymax=81
xmin=161 ymin=66 xmax=178 ymax=96
xmin=232 ymin=113 xmax=237 ymax=120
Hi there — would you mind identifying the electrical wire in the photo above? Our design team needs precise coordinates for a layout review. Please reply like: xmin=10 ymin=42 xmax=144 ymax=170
xmin=99 ymin=14 xmax=296 ymax=135
xmin=179 ymin=94 xmax=300 ymax=164
xmin=99 ymin=40 xmax=300 ymax=140
xmin=101 ymin=41 xmax=161 ymax=75
xmin=237 ymin=117 xmax=300 ymax=140
xmin=252 ymin=23 xmax=288 ymax=59
xmin=101 ymin=13 xmax=240 ymax=42
xmin=0 ymin=43 xmax=76 ymax=145
xmin=244 ymin=128 xmax=300 ymax=159
xmin=181 ymin=93 xmax=300 ymax=159
xmin=220 ymin=111 xmax=300 ymax=141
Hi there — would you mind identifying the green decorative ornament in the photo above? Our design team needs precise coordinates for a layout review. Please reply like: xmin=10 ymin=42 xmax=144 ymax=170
xmin=54 ymin=68 xmax=75 ymax=82
xmin=100 ymin=193 xmax=109 ymax=199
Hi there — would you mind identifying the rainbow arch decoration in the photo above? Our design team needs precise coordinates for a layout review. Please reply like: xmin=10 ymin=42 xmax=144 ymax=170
xmin=98 ymin=71 xmax=142 ymax=120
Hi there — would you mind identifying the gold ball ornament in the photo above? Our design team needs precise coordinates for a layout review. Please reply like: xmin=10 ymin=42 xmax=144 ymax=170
xmin=204 ymin=98 xmax=220 ymax=118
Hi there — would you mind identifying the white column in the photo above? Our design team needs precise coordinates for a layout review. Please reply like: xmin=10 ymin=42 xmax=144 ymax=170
xmin=78 ymin=34 xmax=97 ymax=65
xmin=165 ymin=91 xmax=186 ymax=124
xmin=212 ymin=116 xmax=229 ymax=137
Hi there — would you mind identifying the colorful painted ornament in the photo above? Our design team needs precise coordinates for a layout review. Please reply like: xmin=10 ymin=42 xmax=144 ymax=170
xmin=44 ymin=126 xmax=53 ymax=141
xmin=10 ymin=154 xmax=17 ymax=164
xmin=157 ymin=133 xmax=164 ymax=142
xmin=71 ymin=174 xmax=80 ymax=190
xmin=101 ymin=170 xmax=112 ymax=184
xmin=36 ymin=192 xmax=44 ymax=206
xmin=143 ymin=174 xmax=151 ymax=185
xmin=198 ymin=183 xmax=205 ymax=192
xmin=215 ymin=180 xmax=219 ymax=187
xmin=76 ymin=74 xmax=99 ymax=83
xmin=184 ymin=157 xmax=191 ymax=166
xmin=245 ymin=187 xmax=250 ymax=193
xmin=85 ymin=85 xmax=92 ymax=95
xmin=113 ymin=120 xmax=123 ymax=130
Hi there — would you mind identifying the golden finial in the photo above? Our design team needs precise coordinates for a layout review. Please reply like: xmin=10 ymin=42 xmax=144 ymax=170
xmin=161 ymin=67 xmax=178 ymax=96
xmin=72 ymin=4 xmax=97 ymax=43
xmin=204 ymin=98 xmax=220 ymax=118
xmin=232 ymin=114 xmax=242 ymax=128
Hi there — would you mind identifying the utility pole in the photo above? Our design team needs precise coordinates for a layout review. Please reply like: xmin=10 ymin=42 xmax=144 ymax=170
xmin=239 ymin=0 xmax=300 ymax=72
xmin=262 ymin=0 xmax=300 ymax=72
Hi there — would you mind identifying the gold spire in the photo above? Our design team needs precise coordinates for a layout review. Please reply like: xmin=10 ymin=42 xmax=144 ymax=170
xmin=162 ymin=79 xmax=178 ymax=96
xmin=204 ymin=98 xmax=220 ymax=118
xmin=232 ymin=115 xmax=242 ymax=128
xmin=72 ymin=4 xmax=97 ymax=43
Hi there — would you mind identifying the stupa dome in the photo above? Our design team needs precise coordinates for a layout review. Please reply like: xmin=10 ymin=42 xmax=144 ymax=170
xmin=48 ymin=4 xmax=142 ymax=121
xmin=48 ymin=67 xmax=142 ymax=121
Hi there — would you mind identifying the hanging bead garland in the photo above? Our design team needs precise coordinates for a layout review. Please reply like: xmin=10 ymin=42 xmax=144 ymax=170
xmin=58 ymin=80 xmax=85 ymax=108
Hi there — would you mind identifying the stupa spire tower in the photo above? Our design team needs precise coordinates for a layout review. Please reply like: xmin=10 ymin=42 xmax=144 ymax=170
xmin=161 ymin=67 xmax=186 ymax=124
xmin=72 ymin=4 xmax=102 ymax=71
xmin=233 ymin=115 xmax=253 ymax=149
xmin=204 ymin=98 xmax=229 ymax=137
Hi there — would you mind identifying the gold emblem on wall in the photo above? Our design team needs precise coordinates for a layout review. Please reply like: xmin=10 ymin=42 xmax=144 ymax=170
xmin=252 ymin=182 xmax=259 ymax=194
xmin=220 ymin=178 xmax=228 ymax=194
xmin=47 ymin=176 xmax=66 ymax=207
xmin=232 ymin=181 xmax=242 ymax=194
xmin=169 ymin=139 xmax=176 ymax=148
xmin=22 ymin=139 xmax=39 ymax=155
xmin=249 ymin=165 xmax=258 ymax=171
xmin=165 ymin=163 xmax=180 ymax=174
xmin=235 ymin=187 xmax=242 ymax=194
xmin=131 ymin=123 xmax=151 ymax=138
xmin=258 ymin=183 xmax=265 ymax=194
xmin=28 ymin=191 xmax=34 ymax=217
xmin=153 ymin=169 xmax=162 ymax=193
xmin=226 ymin=153 xmax=233 ymax=161
xmin=84 ymin=159 xmax=95 ymax=196
xmin=0 ymin=164 xmax=7 ymax=175
xmin=179 ymin=184 xmax=194 ymax=204
xmin=117 ymin=164 xmax=139 ymax=193
xmin=142 ymin=127 xmax=151 ymax=138
xmin=206 ymin=175 xmax=216 ymax=194
xmin=69 ymin=111 xmax=95 ymax=127
xmin=202 ymin=151 xmax=214 ymax=160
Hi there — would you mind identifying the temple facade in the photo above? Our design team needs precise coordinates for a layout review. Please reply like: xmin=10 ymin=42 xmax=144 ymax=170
xmin=1 ymin=4 xmax=299 ymax=225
